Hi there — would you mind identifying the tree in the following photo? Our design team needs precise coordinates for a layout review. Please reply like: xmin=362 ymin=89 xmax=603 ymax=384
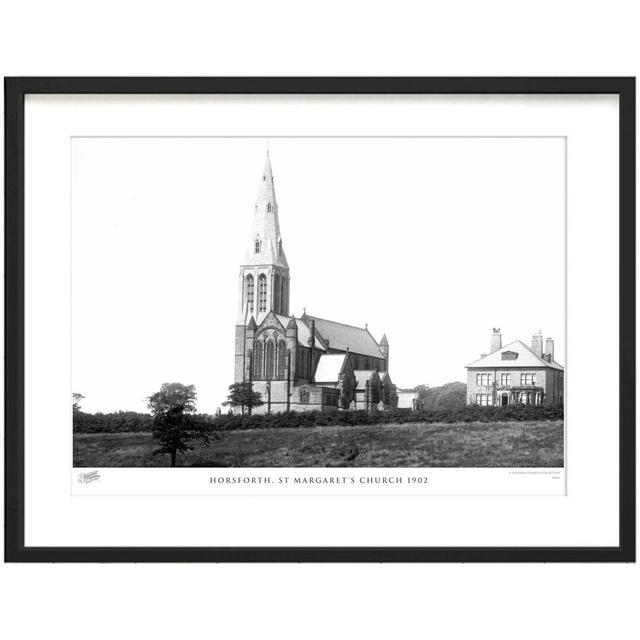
xmin=147 ymin=383 xmax=210 ymax=467
xmin=387 ymin=385 xmax=399 ymax=409
xmin=416 ymin=381 xmax=467 ymax=410
xmin=72 ymin=392 xmax=85 ymax=413
xmin=223 ymin=381 xmax=263 ymax=415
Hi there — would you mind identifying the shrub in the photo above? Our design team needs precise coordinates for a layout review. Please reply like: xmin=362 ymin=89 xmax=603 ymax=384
xmin=209 ymin=403 xmax=563 ymax=431
xmin=73 ymin=410 xmax=154 ymax=433
xmin=74 ymin=404 xmax=563 ymax=434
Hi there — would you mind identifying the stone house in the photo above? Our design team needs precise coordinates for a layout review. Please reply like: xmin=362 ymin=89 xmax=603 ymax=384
xmin=466 ymin=328 xmax=564 ymax=406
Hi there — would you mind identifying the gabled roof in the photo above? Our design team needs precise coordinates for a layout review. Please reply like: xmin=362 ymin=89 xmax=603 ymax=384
xmin=314 ymin=353 xmax=348 ymax=383
xmin=466 ymin=340 xmax=564 ymax=371
xmin=354 ymin=370 xmax=380 ymax=388
xmin=302 ymin=315 xmax=385 ymax=359
xmin=275 ymin=314 xmax=325 ymax=350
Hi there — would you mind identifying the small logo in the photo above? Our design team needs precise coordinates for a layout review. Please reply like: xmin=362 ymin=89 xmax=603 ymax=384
xmin=78 ymin=470 xmax=101 ymax=484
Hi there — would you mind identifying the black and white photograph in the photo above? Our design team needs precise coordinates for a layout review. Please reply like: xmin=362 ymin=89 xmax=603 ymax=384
xmin=72 ymin=135 xmax=565 ymax=471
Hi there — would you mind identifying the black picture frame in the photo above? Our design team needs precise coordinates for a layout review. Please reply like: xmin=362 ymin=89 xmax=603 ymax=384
xmin=4 ymin=77 xmax=636 ymax=563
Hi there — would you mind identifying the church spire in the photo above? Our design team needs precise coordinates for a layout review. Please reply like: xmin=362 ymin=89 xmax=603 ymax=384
xmin=243 ymin=148 xmax=288 ymax=269
xmin=256 ymin=147 xmax=278 ymax=209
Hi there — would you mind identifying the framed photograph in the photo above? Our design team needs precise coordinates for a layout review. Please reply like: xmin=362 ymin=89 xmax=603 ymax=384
xmin=5 ymin=77 xmax=635 ymax=562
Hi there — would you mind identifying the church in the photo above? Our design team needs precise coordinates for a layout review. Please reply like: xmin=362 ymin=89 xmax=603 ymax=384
xmin=233 ymin=151 xmax=396 ymax=413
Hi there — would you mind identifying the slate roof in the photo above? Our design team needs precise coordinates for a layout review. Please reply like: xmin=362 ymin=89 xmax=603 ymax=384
xmin=466 ymin=340 xmax=564 ymax=371
xmin=354 ymin=370 xmax=380 ymax=388
xmin=314 ymin=354 xmax=347 ymax=383
xmin=275 ymin=315 xmax=325 ymax=350
xmin=302 ymin=315 xmax=385 ymax=359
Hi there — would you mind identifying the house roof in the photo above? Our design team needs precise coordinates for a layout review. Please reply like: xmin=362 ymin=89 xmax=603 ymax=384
xmin=466 ymin=340 xmax=564 ymax=371
xmin=354 ymin=370 xmax=380 ymax=388
xmin=275 ymin=315 xmax=325 ymax=350
xmin=314 ymin=353 xmax=347 ymax=383
xmin=302 ymin=314 xmax=385 ymax=359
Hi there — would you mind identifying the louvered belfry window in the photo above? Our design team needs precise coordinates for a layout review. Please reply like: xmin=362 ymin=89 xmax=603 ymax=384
xmin=245 ymin=274 xmax=254 ymax=312
xmin=258 ymin=274 xmax=267 ymax=312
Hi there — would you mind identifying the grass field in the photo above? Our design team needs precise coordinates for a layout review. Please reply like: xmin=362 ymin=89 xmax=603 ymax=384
xmin=74 ymin=420 xmax=564 ymax=468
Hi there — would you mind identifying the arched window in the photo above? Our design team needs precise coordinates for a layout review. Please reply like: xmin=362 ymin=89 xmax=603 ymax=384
xmin=258 ymin=274 xmax=267 ymax=312
xmin=371 ymin=381 xmax=381 ymax=405
xmin=274 ymin=273 xmax=280 ymax=313
xmin=267 ymin=202 xmax=272 ymax=212
xmin=277 ymin=340 xmax=287 ymax=379
xmin=253 ymin=342 xmax=263 ymax=380
xmin=245 ymin=274 xmax=254 ymax=313
xmin=298 ymin=350 xmax=306 ymax=378
xmin=255 ymin=236 xmax=261 ymax=253
xmin=265 ymin=341 xmax=275 ymax=380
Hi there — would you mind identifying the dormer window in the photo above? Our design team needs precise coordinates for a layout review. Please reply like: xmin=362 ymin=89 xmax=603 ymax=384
xmin=501 ymin=351 xmax=518 ymax=360
xmin=254 ymin=236 xmax=261 ymax=253
xmin=267 ymin=203 xmax=272 ymax=212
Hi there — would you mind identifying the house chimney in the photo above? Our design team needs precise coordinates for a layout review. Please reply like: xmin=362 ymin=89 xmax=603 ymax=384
xmin=531 ymin=331 xmax=543 ymax=357
xmin=545 ymin=337 xmax=554 ymax=360
xmin=490 ymin=327 xmax=502 ymax=353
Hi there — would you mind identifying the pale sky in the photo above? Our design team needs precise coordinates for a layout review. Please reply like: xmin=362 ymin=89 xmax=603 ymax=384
xmin=72 ymin=136 xmax=565 ymax=414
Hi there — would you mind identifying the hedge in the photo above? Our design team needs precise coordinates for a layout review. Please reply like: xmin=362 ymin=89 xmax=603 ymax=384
xmin=74 ymin=404 xmax=563 ymax=434
xmin=210 ymin=404 xmax=563 ymax=431
xmin=73 ymin=410 xmax=153 ymax=434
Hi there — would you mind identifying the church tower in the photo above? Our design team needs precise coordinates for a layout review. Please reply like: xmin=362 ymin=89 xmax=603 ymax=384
xmin=235 ymin=150 xmax=291 ymax=382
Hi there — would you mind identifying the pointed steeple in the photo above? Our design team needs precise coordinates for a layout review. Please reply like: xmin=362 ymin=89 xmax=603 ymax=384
xmin=379 ymin=333 xmax=389 ymax=371
xmin=256 ymin=149 xmax=277 ymax=208
xmin=243 ymin=148 xmax=288 ymax=269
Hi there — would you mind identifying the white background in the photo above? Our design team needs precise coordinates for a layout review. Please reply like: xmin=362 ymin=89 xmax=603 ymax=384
xmin=1 ymin=2 xmax=638 ymax=640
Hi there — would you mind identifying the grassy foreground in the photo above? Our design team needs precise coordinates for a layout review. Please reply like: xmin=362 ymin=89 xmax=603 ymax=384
xmin=74 ymin=420 xmax=564 ymax=468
